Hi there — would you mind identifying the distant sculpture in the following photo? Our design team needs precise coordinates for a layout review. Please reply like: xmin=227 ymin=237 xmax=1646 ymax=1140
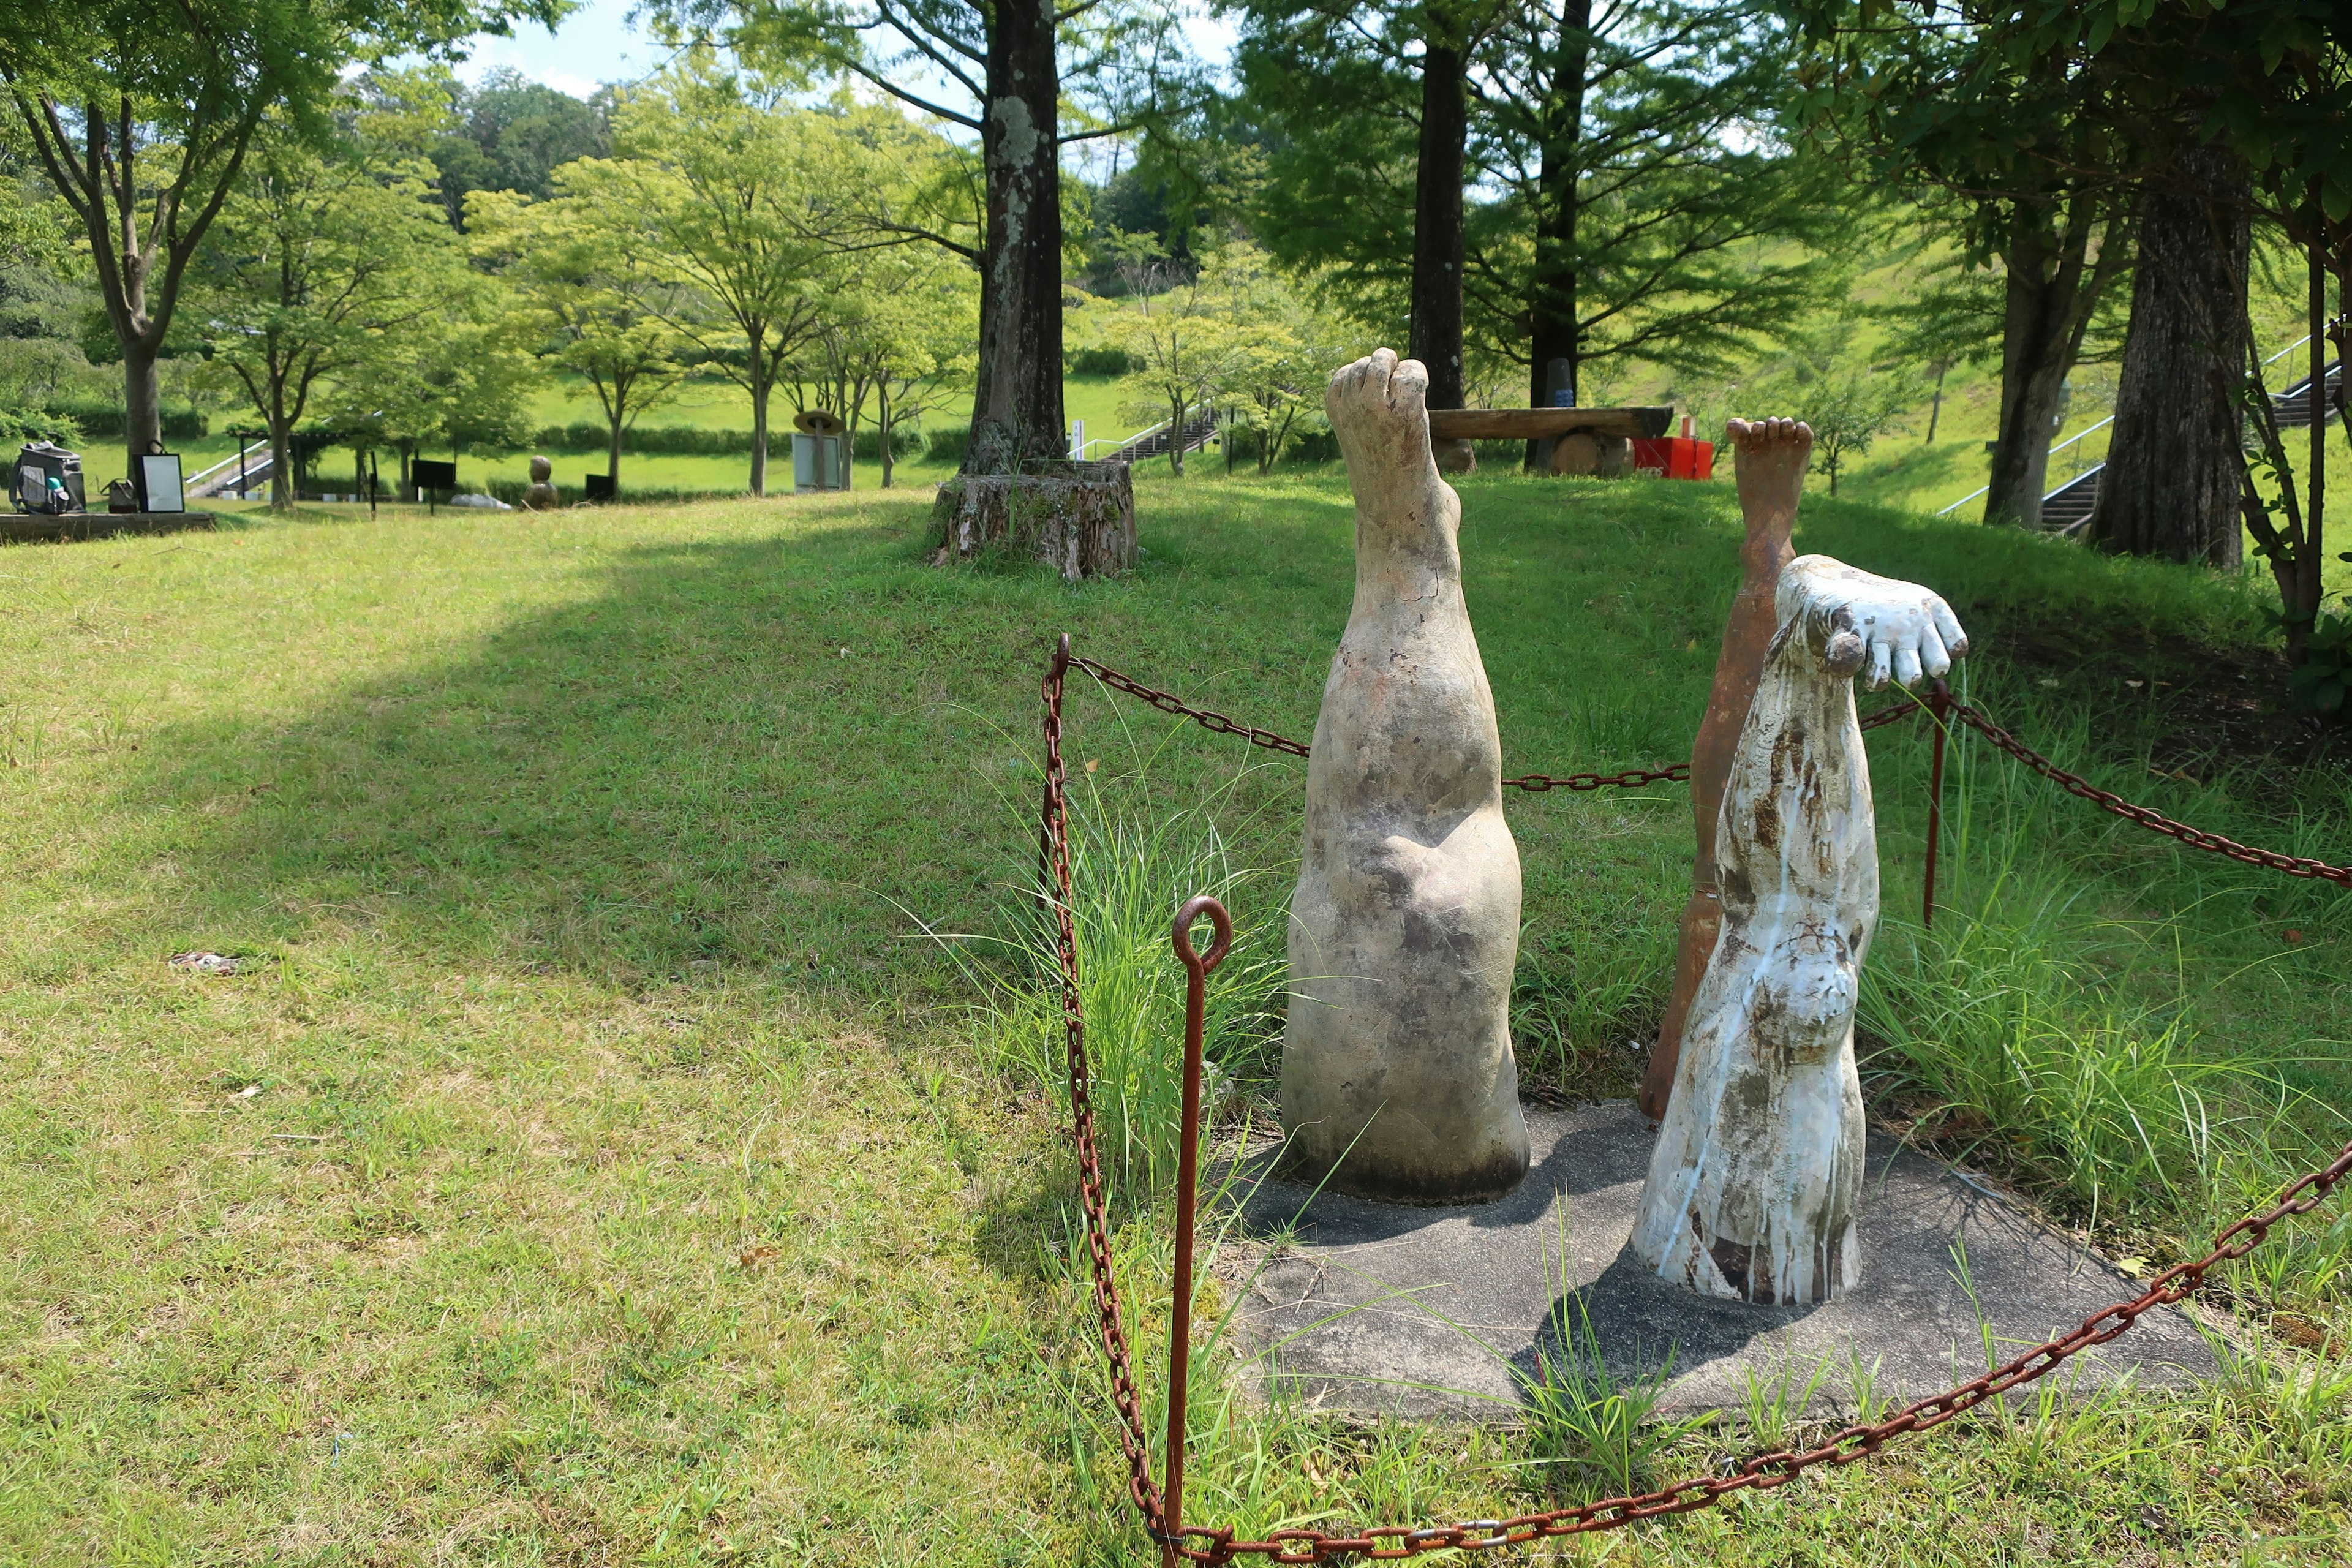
xmin=521 ymin=455 xmax=560 ymax=511
xmin=1633 ymin=555 xmax=1967 ymax=1305
xmin=1281 ymin=349 xmax=1531 ymax=1204
xmin=1640 ymin=418 xmax=1809 ymax=1121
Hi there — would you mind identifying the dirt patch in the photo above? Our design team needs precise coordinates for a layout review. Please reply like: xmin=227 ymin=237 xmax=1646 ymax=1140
xmin=1981 ymin=621 xmax=2346 ymax=777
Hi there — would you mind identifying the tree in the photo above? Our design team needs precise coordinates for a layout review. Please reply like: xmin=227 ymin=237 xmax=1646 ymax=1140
xmin=1112 ymin=263 xmax=1249 ymax=478
xmin=0 ymin=0 xmax=552 ymax=478
xmin=468 ymin=181 xmax=690 ymax=491
xmin=1210 ymin=247 xmax=1351 ymax=473
xmin=428 ymin=67 xmax=611 ymax=227
xmin=1755 ymin=316 xmax=1917 ymax=495
xmin=654 ymin=0 xmax=1193 ymax=481
xmin=570 ymin=66 xmax=832 ymax=497
xmin=1233 ymin=0 xmax=1830 ymax=454
xmin=2087 ymin=136 xmax=2250 ymax=566
xmin=810 ymin=245 xmax=976 ymax=489
xmin=2071 ymin=1 xmax=2351 ymax=669
xmin=1791 ymin=2 xmax=2144 ymax=527
xmin=187 ymin=124 xmax=458 ymax=507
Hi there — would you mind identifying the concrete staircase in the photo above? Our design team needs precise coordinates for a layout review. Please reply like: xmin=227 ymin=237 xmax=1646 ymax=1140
xmin=2038 ymin=464 xmax=2103 ymax=534
xmin=1112 ymin=407 xmax=1219 ymax=465
xmin=2272 ymin=359 xmax=2342 ymax=428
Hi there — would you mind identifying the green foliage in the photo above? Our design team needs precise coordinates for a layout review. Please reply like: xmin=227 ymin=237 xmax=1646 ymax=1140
xmin=1751 ymin=317 xmax=1921 ymax=496
xmin=422 ymin=66 xmax=612 ymax=228
xmin=1231 ymin=0 xmax=1837 ymax=382
xmin=2286 ymin=610 xmax=2352 ymax=716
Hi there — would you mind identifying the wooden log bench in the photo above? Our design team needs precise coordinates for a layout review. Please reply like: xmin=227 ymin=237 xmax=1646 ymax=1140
xmin=1426 ymin=406 xmax=1673 ymax=476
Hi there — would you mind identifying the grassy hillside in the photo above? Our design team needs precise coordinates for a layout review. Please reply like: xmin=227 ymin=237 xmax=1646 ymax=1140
xmin=1 ymin=472 xmax=2345 ymax=1562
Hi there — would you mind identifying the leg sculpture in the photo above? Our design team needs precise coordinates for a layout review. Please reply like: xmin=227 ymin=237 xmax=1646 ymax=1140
xmin=1281 ymin=349 xmax=1531 ymax=1204
xmin=1633 ymin=557 xmax=1968 ymax=1303
xmin=1640 ymin=419 xmax=1807 ymax=1121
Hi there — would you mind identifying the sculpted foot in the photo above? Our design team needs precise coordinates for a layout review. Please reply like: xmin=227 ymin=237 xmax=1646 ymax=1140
xmin=1728 ymin=417 xmax=1811 ymax=527
xmin=1326 ymin=348 xmax=1449 ymax=521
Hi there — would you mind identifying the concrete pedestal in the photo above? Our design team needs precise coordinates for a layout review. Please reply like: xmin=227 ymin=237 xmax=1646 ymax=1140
xmin=1 ymin=511 xmax=216 ymax=545
xmin=1223 ymin=1102 xmax=2220 ymax=1419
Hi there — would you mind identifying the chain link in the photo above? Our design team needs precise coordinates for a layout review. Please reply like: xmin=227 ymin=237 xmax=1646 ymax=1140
xmin=1043 ymin=636 xmax=2352 ymax=1566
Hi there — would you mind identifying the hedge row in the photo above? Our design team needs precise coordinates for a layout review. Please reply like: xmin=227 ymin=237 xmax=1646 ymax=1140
xmin=47 ymin=402 xmax=211 ymax=440
xmin=527 ymin=423 xmax=926 ymax=459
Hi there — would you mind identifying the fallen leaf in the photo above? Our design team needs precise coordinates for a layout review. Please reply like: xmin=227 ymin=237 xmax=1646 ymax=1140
xmin=738 ymin=1245 xmax=783 ymax=1269
xmin=1085 ymin=758 xmax=1099 ymax=774
xmin=2284 ymin=929 xmax=2305 ymax=944
xmin=237 ymin=1084 xmax=263 ymax=1099
xmin=170 ymin=952 xmax=243 ymax=975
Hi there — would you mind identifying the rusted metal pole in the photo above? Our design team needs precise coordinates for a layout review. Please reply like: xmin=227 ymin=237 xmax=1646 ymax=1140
xmin=1164 ymin=895 xmax=1231 ymax=1568
xmin=1038 ymin=635 xmax=1072 ymax=914
xmin=1923 ymin=679 xmax=1951 ymax=930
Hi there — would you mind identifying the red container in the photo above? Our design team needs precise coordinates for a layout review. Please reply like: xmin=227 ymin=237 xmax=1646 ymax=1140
xmin=1631 ymin=435 xmax=1715 ymax=481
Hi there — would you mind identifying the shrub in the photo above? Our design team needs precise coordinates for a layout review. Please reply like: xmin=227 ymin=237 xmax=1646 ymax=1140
xmin=48 ymin=401 xmax=208 ymax=440
xmin=925 ymin=426 xmax=970 ymax=466
xmin=1066 ymin=345 xmax=1137 ymax=376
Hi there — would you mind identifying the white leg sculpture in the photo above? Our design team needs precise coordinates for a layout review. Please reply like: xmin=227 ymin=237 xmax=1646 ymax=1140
xmin=1633 ymin=556 xmax=1969 ymax=1303
xmin=1280 ymin=349 xmax=1531 ymax=1204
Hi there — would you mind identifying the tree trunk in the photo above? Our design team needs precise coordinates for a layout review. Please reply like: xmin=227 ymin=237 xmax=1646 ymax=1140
xmin=123 ymin=337 xmax=163 ymax=482
xmin=1169 ymin=394 xmax=1187 ymax=477
xmin=1411 ymin=18 xmax=1471 ymax=472
xmin=748 ymin=332 xmax=770 ymax=497
xmin=1526 ymin=0 xmax=1592 ymax=473
xmin=965 ymin=0 xmax=1068 ymax=477
xmin=268 ymin=394 xmax=293 ymax=510
xmin=878 ymin=386 xmax=894 ymax=489
xmin=1925 ymin=363 xmax=1945 ymax=442
xmin=2089 ymin=140 xmax=2250 ymax=566
xmin=1983 ymin=200 xmax=2127 ymax=527
xmin=607 ymin=393 xmax=626 ymax=488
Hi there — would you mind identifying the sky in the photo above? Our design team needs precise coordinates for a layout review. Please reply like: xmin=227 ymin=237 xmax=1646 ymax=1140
xmin=451 ymin=0 xmax=1238 ymax=100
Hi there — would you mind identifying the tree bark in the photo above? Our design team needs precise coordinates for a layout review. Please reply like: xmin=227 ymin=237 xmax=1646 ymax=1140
xmin=122 ymin=337 xmax=163 ymax=480
xmin=2088 ymin=140 xmax=2250 ymax=565
xmin=747 ymin=329 xmax=771 ymax=496
xmin=965 ymin=0 xmax=1068 ymax=477
xmin=1983 ymin=198 xmax=2129 ymax=527
xmin=1411 ymin=17 xmax=1471 ymax=470
xmin=1525 ymin=0 xmax=1592 ymax=472
xmin=607 ymin=403 xmax=625 ymax=489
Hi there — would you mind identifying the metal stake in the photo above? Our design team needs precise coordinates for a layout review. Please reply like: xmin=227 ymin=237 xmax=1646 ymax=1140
xmin=1164 ymin=894 xmax=1230 ymax=1568
xmin=1923 ymin=679 xmax=1951 ymax=929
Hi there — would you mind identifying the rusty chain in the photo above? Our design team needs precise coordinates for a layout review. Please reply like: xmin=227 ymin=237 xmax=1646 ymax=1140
xmin=1950 ymin=700 xmax=2352 ymax=887
xmin=1042 ymin=635 xmax=2352 ymax=1565
xmin=1066 ymin=650 xmax=1929 ymax=793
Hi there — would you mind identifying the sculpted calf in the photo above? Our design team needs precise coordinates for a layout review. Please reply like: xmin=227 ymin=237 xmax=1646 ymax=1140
xmin=1281 ymin=349 xmax=1531 ymax=1204
xmin=1633 ymin=557 xmax=1967 ymax=1304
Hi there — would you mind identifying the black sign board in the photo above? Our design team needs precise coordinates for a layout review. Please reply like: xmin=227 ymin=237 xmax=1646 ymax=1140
xmin=412 ymin=459 xmax=458 ymax=491
xmin=584 ymin=472 xmax=616 ymax=502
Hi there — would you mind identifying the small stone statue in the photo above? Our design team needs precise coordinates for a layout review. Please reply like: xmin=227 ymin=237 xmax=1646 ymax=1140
xmin=1632 ymin=555 xmax=1967 ymax=1305
xmin=521 ymin=455 xmax=560 ymax=511
xmin=1281 ymin=349 xmax=1530 ymax=1204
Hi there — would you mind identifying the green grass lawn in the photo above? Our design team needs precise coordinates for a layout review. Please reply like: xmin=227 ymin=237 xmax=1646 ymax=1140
xmin=2 ymin=470 xmax=2348 ymax=1562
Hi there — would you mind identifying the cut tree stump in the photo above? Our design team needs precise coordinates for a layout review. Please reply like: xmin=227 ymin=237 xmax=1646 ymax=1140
xmin=929 ymin=462 xmax=1136 ymax=581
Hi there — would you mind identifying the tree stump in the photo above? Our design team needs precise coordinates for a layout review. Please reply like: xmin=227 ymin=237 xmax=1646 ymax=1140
xmin=929 ymin=462 xmax=1136 ymax=581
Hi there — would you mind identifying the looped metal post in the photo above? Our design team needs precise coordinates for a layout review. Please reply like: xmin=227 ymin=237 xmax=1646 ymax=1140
xmin=1163 ymin=894 xmax=1231 ymax=1566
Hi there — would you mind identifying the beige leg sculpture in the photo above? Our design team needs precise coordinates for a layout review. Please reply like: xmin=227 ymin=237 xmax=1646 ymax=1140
xmin=1633 ymin=557 xmax=1968 ymax=1304
xmin=1280 ymin=349 xmax=1531 ymax=1204
xmin=1640 ymin=419 xmax=1808 ymax=1121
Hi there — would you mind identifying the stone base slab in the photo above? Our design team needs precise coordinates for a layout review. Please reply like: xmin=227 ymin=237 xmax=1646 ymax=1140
xmin=1223 ymin=1101 xmax=2220 ymax=1419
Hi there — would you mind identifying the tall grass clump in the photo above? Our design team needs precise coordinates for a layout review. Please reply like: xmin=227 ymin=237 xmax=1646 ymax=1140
xmin=960 ymin=763 xmax=1286 ymax=1196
